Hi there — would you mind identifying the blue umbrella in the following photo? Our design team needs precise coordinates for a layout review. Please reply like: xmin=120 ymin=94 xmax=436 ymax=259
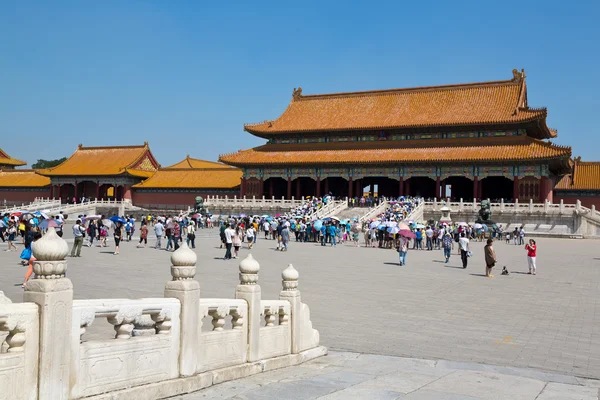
xmin=323 ymin=217 xmax=332 ymax=222
xmin=377 ymin=224 xmax=386 ymax=230
xmin=313 ymin=220 xmax=323 ymax=230
xmin=39 ymin=219 xmax=60 ymax=230
xmin=109 ymin=216 xmax=126 ymax=224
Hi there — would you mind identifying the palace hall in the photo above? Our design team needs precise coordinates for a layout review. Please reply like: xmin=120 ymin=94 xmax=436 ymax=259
xmin=220 ymin=69 xmax=572 ymax=202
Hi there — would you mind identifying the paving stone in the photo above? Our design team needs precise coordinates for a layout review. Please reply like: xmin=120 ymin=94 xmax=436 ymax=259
xmin=536 ymin=382 xmax=599 ymax=400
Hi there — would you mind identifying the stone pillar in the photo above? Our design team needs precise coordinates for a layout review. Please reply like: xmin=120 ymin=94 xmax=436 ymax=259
xmin=279 ymin=264 xmax=319 ymax=354
xmin=24 ymin=227 xmax=73 ymax=399
xmin=348 ymin=177 xmax=353 ymax=198
xmin=164 ymin=242 xmax=200 ymax=376
xmin=123 ymin=184 xmax=132 ymax=201
xmin=513 ymin=176 xmax=519 ymax=201
xmin=235 ymin=255 xmax=261 ymax=362
xmin=399 ymin=177 xmax=404 ymax=196
xmin=295 ymin=179 xmax=301 ymax=200
xmin=287 ymin=178 xmax=292 ymax=200
xmin=473 ymin=177 xmax=479 ymax=201
xmin=316 ymin=177 xmax=321 ymax=197
xmin=540 ymin=177 xmax=552 ymax=203
xmin=435 ymin=177 xmax=441 ymax=200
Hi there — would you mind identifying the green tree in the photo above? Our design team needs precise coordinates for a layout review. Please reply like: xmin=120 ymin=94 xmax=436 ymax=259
xmin=31 ymin=157 xmax=67 ymax=169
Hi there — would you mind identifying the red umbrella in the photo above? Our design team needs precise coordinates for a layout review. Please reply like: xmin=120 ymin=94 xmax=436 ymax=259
xmin=192 ymin=213 xmax=201 ymax=219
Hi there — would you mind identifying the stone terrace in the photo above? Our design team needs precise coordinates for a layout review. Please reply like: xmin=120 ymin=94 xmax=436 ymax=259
xmin=2 ymin=231 xmax=600 ymax=380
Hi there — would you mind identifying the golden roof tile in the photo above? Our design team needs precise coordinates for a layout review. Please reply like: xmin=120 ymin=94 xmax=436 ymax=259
xmin=555 ymin=159 xmax=600 ymax=190
xmin=0 ymin=170 xmax=51 ymax=187
xmin=219 ymin=137 xmax=571 ymax=166
xmin=0 ymin=148 xmax=27 ymax=167
xmin=39 ymin=143 xmax=160 ymax=176
xmin=245 ymin=69 xmax=555 ymax=139
xmin=166 ymin=155 xmax=235 ymax=169
xmin=133 ymin=168 xmax=242 ymax=189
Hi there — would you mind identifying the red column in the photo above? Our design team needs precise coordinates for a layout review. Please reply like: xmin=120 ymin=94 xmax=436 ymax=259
xmin=240 ymin=177 xmax=247 ymax=197
xmin=539 ymin=177 xmax=552 ymax=203
xmin=316 ymin=177 xmax=321 ymax=197
xmin=513 ymin=176 xmax=519 ymax=201
xmin=545 ymin=177 xmax=553 ymax=203
xmin=259 ymin=178 xmax=264 ymax=197
xmin=473 ymin=177 xmax=479 ymax=201
xmin=399 ymin=177 xmax=404 ymax=196
xmin=404 ymin=179 xmax=411 ymax=196
xmin=435 ymin=177 xmax=441 ymax=200
xmin=295 ymin=179 xmax=301 ymax=199
xmin=441 ymin=180 xmax=446 ymax=198
xmin=96 ymin=182 xmax=101 ymax=200
xmin=348 ymin=177 xmax=353 ymax=198
xmin=123 ymin=184 xmax=132 ymax=200
xmin=287 ymin=177 xmax=292 ymax=200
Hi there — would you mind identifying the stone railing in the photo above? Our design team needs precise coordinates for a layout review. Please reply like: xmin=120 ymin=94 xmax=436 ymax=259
xmin=204 ymin=195 xmax=304 ymax=209
xmin=0 ymin=198 xmax=61 ymax=213
xmin=0 ymin=296 xmax=39 ymax=400
xmin=403 ymin=201 xmax=424 ymax=222
xmin=309 ymin=199 xmax=347 ymax=219
xmin=358 ymin=200 xmax=389 ymax=222
xmin=425 ymin=198 xmax=594 ymax=217
xmin=3 ymin=227 xmax=324 ymax=400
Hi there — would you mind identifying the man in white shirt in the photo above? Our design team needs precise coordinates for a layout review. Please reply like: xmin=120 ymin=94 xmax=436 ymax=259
xmin=224 ymin=224 xmax=234 ymax=260
xmin=154 ymin=220 xmax=164 ymax=249
xmin=246 ymin=226 xmax=255 ymax=249
xmin=458 ymin=233 xmax=470 ymax=269
xmin=263 ymin=221 xmax=270 ymax=239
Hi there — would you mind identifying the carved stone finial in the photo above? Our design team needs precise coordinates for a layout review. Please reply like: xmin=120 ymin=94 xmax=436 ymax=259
xmin=32 ymin=227 xmax=69 ymax=261
xmin=282 ymin=264 xmax=299 ymax=291
xmin=170 ymin=241 xmax=197 ymax=280
xmin=0 ymin=291 xmax=12 ymax=304
xmin=239 ymin=254 xmax=260 ymax=285
xmin=292 ymin=87 xmax=303 ymax=100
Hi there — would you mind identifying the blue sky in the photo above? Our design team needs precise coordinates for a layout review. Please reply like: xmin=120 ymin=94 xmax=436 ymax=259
xmin=1 ymin=1 xmax=598 ymax=167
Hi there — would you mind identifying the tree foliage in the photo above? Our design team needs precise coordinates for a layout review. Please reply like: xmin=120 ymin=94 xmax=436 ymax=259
xmin=31 ymin=157 xmax=67 ymax=169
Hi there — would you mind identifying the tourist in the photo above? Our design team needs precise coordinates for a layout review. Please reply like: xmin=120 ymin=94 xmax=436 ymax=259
xmin=505 ymin=230 xmax=511 ymax=244
xmin=425 ymin=226 xmax=434 ymax=250
xmin=525 ymin=239 xmax=537 ymax=275
xmin=5 ymin=221 xmax=17 ymax=251
xmin=224 ymin=224 xmax=234 ymax=260
xmin=125 ymin=219 xmax=132 ymax=242
xmin=232 ymin=225 xmax=242 ymax=258
xmin=138 ymin=222 xmax=149 ymax=248
xmin=442 ymin=232 xmax=453 ymax=263
xmin=172 ymin=219 xmax=182 ymax=251
xmin=99 ymin=223 xmax=108 ymax=247
xmin=280 ymin=223 xmax=290 ymax=251
xmin=484 ymin=238 xmax=496 ymax=278
xmin=262 ymin=220 xmax=270 ymax=239
xmin=153 ymin=219 xmax=164 ymax=249
xmin=458 ymin=232 xmax=470 ymax=269
xmin=113 ymin=222 xmax=124 ymax=255
xmin=328 ymin=223 xmax=337 ymax=247
xmin=519 ymin=226 xmax=525 ymax=245
xmin=86 ymin=220 xmax=97 ymax=247
xmin=54 ymin=215 xmax=64 ymax=237
xmin=352 ymin=226 xmax=360 ymax=247
xmin=246 ymin=224 xmax=255 ymax=249
xmin=219 ymin=222 xmax=227 ymax=248
xmin=513 ymin=228 xmax=519 ymax=245
xmin=414 ymin=228 xmax=423 ymax=250
xmin=21 ymin=232 xmax=42 ymax=288
xmin=18 ymin=219 xmax=26 ymax=244
xmin=71 ymin=219 xmax=86 ymax=257
xmin=0 ymin=216 xmax=5 ymax=243
xmin=398 ymin=235 xmax=408 ymax=266
xmin=186 ymin=220 xmax=196 ymax=249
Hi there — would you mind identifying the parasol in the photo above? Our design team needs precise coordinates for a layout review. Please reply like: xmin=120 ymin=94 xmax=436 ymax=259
xmin=370 ymin=221 xmax=378 ymax=229
xmin=398 ymin=222 xmax=410 ymax=230
xmin=39 ymin=218 xmax=59 ymax=230
xmin=351 ymin=223 xmax=360 ymax=233
xmin=192 ymin=213 xmax=201 ymax=219
xmin=398 ymin=229 xmax=416 ymax=238
xmin=414 ymin=223 xmax=425 ymax=229
xmin=109 ymin=216 xmax=126 ymax=224
xmin=331 ymin=216 xmax=340 ymax=222
xmin=387 ymin=226 xmax=400 ymax=234
xmin=101 ymin=219 xmax=115 ymax=228
xmin=313 ymin=220 xmax=323 ymax=230
xmin=473 ymin=223 xmax=483 ymax=229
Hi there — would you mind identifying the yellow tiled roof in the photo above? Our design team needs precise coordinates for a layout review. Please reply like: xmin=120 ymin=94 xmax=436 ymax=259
xmin=166 ymin=156 xmax=234 ymax=169
xmin=39 ymin=143 xmax=160 ymax=176
xmin=220 ymin=136 xmax=571 ymax=166
xmin=245 ymin=69 xmax=555 ymax=139
xmin=0 ymin=148 xmax=26 ymax=167
xmin=133 ymin=168 xmax=242 ymax=189
xmin=0 ymin=170 xmax=51 ymax=187
xmin=555 ymin=160 xmax=600 ymax=190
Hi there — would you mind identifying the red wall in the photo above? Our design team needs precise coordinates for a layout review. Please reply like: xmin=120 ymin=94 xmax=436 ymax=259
xmin=0 ymin=188 xmax=51 ymax=204
xmin=132 ymin=190 xmax=239 ymax=208
xmin=553 ymin=194 xmax=600 ymax=209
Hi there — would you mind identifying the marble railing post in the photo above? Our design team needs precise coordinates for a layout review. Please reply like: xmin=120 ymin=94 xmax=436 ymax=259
xmin=164 ymin=242 xmax=199 ymax=376
xmin=235 ymin=255 xmax=261 ymax=362
xmin=24 ymin=227 xmax=73 ymax=400
xmin=459 ymin=198 xmax=463 ymax=212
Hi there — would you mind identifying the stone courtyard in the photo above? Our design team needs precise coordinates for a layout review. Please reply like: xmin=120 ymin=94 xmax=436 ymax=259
xmin=2 ymin=230 xmax=600 ymax=398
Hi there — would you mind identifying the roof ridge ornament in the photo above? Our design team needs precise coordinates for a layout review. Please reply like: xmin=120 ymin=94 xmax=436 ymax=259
xmin=512 ymin=68 xmax=525 ymax=82
xmin=292 ymin=87 xmax=303 ymax=100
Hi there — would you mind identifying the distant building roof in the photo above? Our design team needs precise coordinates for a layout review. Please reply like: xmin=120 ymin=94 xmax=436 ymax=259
xmin=555 ymin=159 xmax=600 ymax=191
xmin=38 ymin=143 xmax=159 ymax=177
xmin=244 ymin=69 xmax=554 ymax=139
xmin=0 ymin=148 xmax=26 ymax=167
xmin=165 ymin=155 xmax=235 ymax=169
xmin=0 ymin=170 xmax=50 ymax=187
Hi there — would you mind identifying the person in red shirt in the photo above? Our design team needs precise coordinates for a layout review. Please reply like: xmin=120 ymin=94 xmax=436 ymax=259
xmin=525 ymin=239 xmax=537 ymax=275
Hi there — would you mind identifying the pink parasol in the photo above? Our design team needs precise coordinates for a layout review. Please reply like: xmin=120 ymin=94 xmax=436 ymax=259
xmin=398 ymin=229 xmax=416 ymax=239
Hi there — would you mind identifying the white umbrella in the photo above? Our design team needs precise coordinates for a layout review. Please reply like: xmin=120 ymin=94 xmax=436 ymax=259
xmin=331 ymin=216 xmax=340 ymax=222
xmin=474 ymin=223 xmax=483 ymax=229
xmin=370 ymin=221 xmax=378 ymax=229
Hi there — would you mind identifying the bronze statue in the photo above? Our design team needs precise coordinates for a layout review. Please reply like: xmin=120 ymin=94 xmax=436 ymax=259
xmin=194 ymin=196 xmax=207 ymax=215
